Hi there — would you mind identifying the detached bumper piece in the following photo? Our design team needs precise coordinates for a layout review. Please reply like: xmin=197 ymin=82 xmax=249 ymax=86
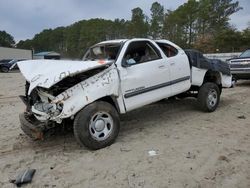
xmin=19 ymin=112 xmax=45 ymax=140
xmin=10 ymin=169 xmax=36 ymax=187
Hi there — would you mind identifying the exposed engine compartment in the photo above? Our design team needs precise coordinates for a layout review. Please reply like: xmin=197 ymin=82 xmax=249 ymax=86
xmin=49 ymin=68 xmax=105 ymax=96
xmin=23 ymin=67 xmax=107 ymax=122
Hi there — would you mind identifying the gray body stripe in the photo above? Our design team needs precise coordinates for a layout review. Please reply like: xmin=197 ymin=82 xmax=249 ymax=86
xmin=124 ymin=76 xmax=190 ymax=98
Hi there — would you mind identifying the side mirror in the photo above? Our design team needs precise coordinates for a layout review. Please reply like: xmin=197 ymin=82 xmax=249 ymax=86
xmin=121 ymin=59 xmax=129 ymax=67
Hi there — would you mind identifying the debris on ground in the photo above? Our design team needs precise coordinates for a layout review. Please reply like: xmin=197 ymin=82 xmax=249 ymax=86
xmin=186 ymin=152 xmax=196 ymax=159
xmin=218 ymin=155 xmax=230 ymax=162
xmin=148 ymin=150 xmax=159 ymax=157
xmin=127 ymin=173 xmax=145 ymax=188
xmin=10 ymin=169 xmax=36 ymax=187
xmin=120 ymin=147 xmax=131 ymax=152
xmin=237 ymin=115 xmax=246 ymax=119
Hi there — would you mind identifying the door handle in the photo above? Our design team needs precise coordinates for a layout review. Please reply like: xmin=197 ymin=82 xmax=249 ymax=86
xmin=170 ymin=62 xmax=175 ymax=66
xmin=158 ymin=65 xmax=165 ymax=69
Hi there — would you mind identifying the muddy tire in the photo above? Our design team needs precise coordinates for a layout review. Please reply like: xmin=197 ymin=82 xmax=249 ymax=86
xmin=197 ymin=82 xmax=220 ymax=112
xmin=73 ymin=101 xmax=120 ymax=150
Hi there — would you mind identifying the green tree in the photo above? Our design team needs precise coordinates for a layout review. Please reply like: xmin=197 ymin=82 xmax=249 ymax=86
xmin=17 ymin=39 xmax=33 ymax=50
xmin=241 ymin=27 xmax=250 ymax=50
xmin=213 ymin=28 xmax=242 ymax=52
xmin=184 ymin=0 xmax=199 ymax=46
xmin=78 ymin=19 xmax=114 ymax=58
xmin=163 ymin=0 xmax=199 ymax=48
xmin=16 ymin=0 xmax=246 ymax=57
xmin=128 ymin=7 xmax=148 ymax=38
xmin=111 ymin=19 xmax=130 ymax=39
xmin=150 ymin=2 xmax=164 ymax=39
xmin=209 ymin=0 xmax=242 ymax=33
xmin=0 ymin=30 xmax=15 ymax=47
xmin=65 ymin=22 xmax=81 ymax=58
xmin=163 ymin=8 xmax=189 ymax=47
xmin=163 ymin=0 xmax=242 ymax=50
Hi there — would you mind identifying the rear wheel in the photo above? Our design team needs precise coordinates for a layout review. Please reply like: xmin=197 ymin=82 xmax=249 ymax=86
xmin=197 ymin=82 xmax=220 ymax=112
xmin=73 ymin=101 xmax=120 ymax=150
xmin=1 ymin=66 xmax=9 ymax=73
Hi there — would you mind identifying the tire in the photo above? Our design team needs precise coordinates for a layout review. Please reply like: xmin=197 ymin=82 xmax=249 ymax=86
xmin=1 ymin=66 xmax=9 ymax=73
xmin=73 ymin=101 xmax=120 ymax=150
xmin=197 ymin=82 xmax=220 ymax=112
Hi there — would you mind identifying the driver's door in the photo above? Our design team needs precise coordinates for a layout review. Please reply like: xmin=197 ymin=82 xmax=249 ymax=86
xmin=118 ymin=40 xmax=172 ymax=111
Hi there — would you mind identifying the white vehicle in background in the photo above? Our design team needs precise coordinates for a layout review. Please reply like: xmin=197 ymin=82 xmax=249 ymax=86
xmin=18 ymin=38 xmax=232 ymax=150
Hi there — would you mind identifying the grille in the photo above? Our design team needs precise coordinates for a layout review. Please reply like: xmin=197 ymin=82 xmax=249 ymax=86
xmin=230 ymin=64 xmax=250 ymax=68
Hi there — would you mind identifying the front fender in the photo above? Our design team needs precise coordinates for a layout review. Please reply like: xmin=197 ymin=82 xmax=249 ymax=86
xmin=51 ymin=67 xmax=120 ymax=120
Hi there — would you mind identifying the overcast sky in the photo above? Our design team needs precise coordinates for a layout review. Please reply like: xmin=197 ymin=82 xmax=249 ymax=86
xmin=0 ymin=0 xmax=249 ymax=42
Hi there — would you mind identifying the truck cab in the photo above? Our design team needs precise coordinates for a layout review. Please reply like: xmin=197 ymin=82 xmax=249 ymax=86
xmin=115 ymin=39 xmax=191 ymax=111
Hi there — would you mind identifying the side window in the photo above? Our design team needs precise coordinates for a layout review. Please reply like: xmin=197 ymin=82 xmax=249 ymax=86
xmin=123 ymin=41 xmax=161 ymax=65
xmin=157 ymin=42 xmax=178 ymax=57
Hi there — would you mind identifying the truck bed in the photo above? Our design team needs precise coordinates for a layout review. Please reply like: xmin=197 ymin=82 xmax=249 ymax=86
xmin=184 ymin=49 xmax=231 ymax=76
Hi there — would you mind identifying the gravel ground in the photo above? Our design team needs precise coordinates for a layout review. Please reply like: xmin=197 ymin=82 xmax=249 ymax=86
xmin=0 ymin=72 xmax=249 ymax=188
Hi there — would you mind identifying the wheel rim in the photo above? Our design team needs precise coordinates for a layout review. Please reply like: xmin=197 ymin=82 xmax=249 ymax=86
xmin=89 ymin=112 xmax=113 ymax=141
xmin=207 ymin=89 xmax=218 ymax=108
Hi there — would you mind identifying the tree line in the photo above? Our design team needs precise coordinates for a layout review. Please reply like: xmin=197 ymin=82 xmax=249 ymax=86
xmin=1 ymin=0 xmax=250 ymax=58
xmin=0 ymin=31 xmax=15 ymax=48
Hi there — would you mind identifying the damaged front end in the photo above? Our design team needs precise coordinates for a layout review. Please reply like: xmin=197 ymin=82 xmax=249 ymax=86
xmin=19 ymin=82 xmax=60 ymax=140
xmin=18 ymin=59 xmax=118 ymax=140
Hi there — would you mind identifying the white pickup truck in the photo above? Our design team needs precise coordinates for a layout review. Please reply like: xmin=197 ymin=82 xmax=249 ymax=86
xmin=18 ymin=38 xmax=232 ymax=149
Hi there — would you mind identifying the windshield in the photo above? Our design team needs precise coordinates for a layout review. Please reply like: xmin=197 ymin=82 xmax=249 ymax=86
xmin=240 ymin=49 xmax=250 ymax=58
xmin=83 ymin=43 xmax=122 ymax=61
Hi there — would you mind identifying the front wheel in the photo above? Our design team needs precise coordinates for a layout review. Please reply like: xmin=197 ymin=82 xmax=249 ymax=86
xmin=73 ymin=101 xmax=120 ymax=150
xmin=197 ymin=82 xmax=220 ymax=112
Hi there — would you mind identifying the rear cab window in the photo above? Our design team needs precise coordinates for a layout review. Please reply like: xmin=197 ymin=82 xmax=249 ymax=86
xmin=156 ymin=42 xmax=178 ymax=57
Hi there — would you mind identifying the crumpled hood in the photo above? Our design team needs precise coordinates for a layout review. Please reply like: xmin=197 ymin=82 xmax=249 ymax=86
xmin=18 ymin=59 xmax=113 ymax=94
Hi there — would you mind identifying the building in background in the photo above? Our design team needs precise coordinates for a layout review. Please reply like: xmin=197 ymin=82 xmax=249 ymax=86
xmin=33 ymin=51 xmax=60 ymax=60
xmin=0 ymin=47 xmax=32 ymax=60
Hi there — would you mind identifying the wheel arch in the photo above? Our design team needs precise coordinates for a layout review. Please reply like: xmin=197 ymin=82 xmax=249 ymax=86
xmin=203 ymin=70 xmax=222 ymax=92
xmin=97 ymin=96 xmax=121 ymax=114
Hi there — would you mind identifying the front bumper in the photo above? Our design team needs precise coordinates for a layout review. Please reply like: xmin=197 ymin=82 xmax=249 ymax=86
xmin=19 ymin=112 xmax=45 ymax=140
xmin=230 ymin=60 xmax=250 ymax=79
xmin=230 ymin=68 xmax=250 ymax=79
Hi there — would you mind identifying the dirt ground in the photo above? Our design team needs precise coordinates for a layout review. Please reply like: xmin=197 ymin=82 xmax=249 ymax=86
xmin=0 ymin=72 xmax=249 ymax=188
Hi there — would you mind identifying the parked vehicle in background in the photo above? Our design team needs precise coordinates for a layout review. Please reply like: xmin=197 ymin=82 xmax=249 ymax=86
xmin=0 ymin=59 xmax=22 ymax=73
xmin=228 ymin=49 xmax=250 ymax=80
xmin=17 ymin=38 xmax=232 ymax=150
